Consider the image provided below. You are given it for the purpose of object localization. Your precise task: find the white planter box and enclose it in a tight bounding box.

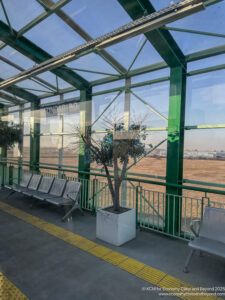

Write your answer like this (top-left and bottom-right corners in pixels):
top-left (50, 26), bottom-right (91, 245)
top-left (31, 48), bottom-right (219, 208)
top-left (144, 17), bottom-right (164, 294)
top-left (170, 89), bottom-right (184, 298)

top-left (96, 207), bottom-right (136, 246)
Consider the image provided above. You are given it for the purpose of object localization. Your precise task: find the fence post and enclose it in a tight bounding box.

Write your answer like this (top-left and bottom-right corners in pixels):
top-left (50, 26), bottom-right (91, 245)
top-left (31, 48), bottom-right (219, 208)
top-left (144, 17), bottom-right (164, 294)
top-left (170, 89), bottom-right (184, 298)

top-left (9, 165), bottom-right (14, 186)
top-left (135, 185), bottom-right (139, 229)
top-left (92, 178), bottom-right (98, 215)
top-left (18, 158), bottom-right (22, 184)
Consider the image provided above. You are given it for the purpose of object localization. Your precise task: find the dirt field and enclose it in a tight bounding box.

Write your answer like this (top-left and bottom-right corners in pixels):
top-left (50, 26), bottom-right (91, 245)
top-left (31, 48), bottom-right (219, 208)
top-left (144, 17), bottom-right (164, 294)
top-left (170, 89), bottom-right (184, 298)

top-left (33, 148), bottom-right (225, 202)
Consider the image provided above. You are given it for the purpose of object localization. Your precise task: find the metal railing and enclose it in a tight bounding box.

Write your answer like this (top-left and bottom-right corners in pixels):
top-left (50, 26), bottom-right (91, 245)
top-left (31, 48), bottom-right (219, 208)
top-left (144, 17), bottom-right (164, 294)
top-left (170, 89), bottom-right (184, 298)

top-left (1, 159), bottom-right (225, 241)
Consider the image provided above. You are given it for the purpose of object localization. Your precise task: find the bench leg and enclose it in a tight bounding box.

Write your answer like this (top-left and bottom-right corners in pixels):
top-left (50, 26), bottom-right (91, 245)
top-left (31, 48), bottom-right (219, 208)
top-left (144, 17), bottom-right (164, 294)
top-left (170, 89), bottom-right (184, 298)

top-left (62, 202), bottom-right (84, 222)
top-left (6, 190), bottom-right (16, 200)
top-left (183, 249), bottom-right (195, 273)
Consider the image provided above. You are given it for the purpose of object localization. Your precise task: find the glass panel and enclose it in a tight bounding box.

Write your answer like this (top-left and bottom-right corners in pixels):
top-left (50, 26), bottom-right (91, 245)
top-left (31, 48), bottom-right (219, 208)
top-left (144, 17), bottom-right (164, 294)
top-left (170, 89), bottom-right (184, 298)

top-left (62, 0), bottom-right (132, 38)
top-left (66, 53), bottom-right (119, 81)
top-left (62, 135), bottom-right (78, 167)
top-left (130, 81), bottom-right (169, 128)
top-left (92, 91), bottom-right (125, 131)
top-left (1, 91), bottom-right (24, 102)
top-left (7, 143), bottom-right (20, 159)
top-left (150, 0), bottom-right (225, 36)
top-left (184, 129), bottom-right (225, 203)
top-left (23, 109), bottom-right (30, 135)
top-left (131, 68), bottom-right (169, 84)
top-left (41, 95), bottom-right (60, 105)
top-left (63, 90), bottom-right (79, 100)
top-left (130, 38), bottom-right (163, 70)
top-left (93, 79), bottom-right (125, 94)
top-left (106, 35), bottom-right (162, 69)
top-left (186, 70), bottom-right (225, 126)
top-left (25, 14), bottom-right (85, 56)
top-left (169, 31), bottom-right (225, 54)
top-left (40, 112), bottom-right (59, 134)
top-left (40, 135), bottom-right (60, 165)
top-left (17, 79), bottom-right (51, 96)
top-left (188, 53), bottom-right (225, 72)
top-left (63, 112), bottom-right (79, 133)
top-left (24, 103), bottom-right (31, 109)
top-left (23, 136), bottom-right (30, 162)
top-left (0, 46), bottom-right (34, 69)
top-left (128, 130), bottom-right (167, 180)
top-left (8, 111), bottom-right (19, 124)
top-left (0, 60), bottom-right (20, 79)
top-left (2, 0), bottom-right (44, 31)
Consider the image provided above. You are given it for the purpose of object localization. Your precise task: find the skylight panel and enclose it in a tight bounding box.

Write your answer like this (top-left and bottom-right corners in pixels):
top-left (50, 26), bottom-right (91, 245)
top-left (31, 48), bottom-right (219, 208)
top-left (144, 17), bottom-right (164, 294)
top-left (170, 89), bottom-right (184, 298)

top-left (0, 46), bottom-right (34, 69)
top-left (2, 0), bottom-right (45, 31)
top-left (24, 14), bottom-right (86, 56)
top-left (62, 0), bottom-right (132, 38)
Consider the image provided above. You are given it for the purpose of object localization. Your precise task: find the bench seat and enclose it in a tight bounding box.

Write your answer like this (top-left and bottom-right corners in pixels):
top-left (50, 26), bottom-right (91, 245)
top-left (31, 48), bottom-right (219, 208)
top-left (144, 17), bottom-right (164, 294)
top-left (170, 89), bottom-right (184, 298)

top-left (189, 237), bottom-right (225, 259)
top-left (184, 206), bottom-right (225, 273)
top-left (45, 196), bottom-right (73, 206)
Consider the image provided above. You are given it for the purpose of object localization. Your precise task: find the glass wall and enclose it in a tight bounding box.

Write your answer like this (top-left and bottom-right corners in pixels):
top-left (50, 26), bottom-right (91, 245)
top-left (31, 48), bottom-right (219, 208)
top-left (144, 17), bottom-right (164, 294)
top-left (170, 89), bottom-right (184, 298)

top-left (183, 69), bottom-right (225, 201)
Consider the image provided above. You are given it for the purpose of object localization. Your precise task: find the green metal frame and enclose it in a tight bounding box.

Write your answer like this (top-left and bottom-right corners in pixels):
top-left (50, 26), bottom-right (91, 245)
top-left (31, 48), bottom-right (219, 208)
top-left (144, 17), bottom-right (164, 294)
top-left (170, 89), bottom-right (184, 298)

top-left (0, 0), bottom-right (225, 238)
top-left (30, 100), bottom-right (40, 172)
top-left (78, 88), bottom-right (92, 181)
top-left (165, 65), bottom-right (186, 235)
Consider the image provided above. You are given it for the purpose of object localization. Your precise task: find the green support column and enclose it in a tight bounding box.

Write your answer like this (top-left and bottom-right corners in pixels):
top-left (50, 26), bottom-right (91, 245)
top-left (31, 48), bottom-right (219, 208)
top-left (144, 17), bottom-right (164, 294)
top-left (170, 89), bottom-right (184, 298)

top-left (78, 88), bottom-right (92, 209)
top-left (165, 65), bottom-right (186, 235)
top-left (0, 106), bottom-right (8, 186)
top-left (30, 101), bottom-right (40, 173)
top-left (78, 88), bottom-right (92, 181)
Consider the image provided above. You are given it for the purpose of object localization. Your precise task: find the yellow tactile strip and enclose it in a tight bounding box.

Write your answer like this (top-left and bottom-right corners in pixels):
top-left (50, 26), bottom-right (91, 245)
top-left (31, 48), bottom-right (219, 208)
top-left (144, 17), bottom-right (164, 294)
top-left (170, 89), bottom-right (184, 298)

top-left (0, 201), bottom-right (222, 300)
top-left (0, 272), bottom-right (28, 300)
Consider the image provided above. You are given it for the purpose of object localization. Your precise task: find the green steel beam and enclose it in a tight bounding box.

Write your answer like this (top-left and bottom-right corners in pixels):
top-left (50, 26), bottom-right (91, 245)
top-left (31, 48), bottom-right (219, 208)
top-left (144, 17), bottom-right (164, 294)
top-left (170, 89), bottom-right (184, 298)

top-left (163, 26), bottom-right (225, 39)
top-left (30, 100), bottom-right (40, 172)
top-left (118, 0), bottom-right (185, 67)
top-left (187, 63), bottom-right (225, 76)
top-left (65, 67), bottom-right (120, 78)
top-left (185, 124), bottom-right (225, 129)
top-left (165, 65), bottom-right (186, 235)
top-left (0, 0), bottom-right (13, 35)
top-left (0, 20), bottom-right (90, 90)
top-left (39, 0), bottom-right (127, 74)
top-left (204, 0), bottom-right (224, 6)
top-left (78, 88), bottom-right (92, 182)
top-left (0, 77), bottom-right (39, 103)
top-left (186, 44), bottom-right (225, 62)
top-left (0, 105), bottom-right (8, 185)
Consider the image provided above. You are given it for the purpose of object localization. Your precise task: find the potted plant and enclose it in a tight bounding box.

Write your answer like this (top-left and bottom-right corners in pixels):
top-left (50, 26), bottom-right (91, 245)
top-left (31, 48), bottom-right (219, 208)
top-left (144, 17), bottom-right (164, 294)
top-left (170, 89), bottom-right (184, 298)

top-left (81, 122), bottom-right (147, 246)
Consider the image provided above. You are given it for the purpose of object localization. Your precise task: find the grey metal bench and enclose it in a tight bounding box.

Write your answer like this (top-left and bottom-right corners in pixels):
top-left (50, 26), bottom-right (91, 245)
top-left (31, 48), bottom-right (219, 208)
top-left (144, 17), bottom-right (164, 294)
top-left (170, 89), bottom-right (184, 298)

top-left (20, 174), bottom-right (42, 195)
top-left (45, 181), bottom-right (83, 221)
top-left (184, 206), bottom-right (225, 273)
top-left (23, 176), bottom-right (54, 198)
top-left (4, 172), bottom-right (32, 196)
top-left (33, 178), bottom-right (66, 201)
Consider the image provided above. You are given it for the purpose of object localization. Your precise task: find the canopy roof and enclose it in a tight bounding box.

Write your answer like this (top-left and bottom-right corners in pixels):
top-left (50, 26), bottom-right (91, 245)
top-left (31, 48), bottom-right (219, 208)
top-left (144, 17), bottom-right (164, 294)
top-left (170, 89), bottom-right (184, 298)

top-left (0, 0), bottom-right (224, 106)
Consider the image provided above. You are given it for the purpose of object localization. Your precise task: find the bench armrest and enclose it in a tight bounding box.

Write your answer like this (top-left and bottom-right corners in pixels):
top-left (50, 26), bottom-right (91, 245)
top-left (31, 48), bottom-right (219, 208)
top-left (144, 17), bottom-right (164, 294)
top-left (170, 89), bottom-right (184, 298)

top-left (190, 219), bottom-right (201, 237)
top-left (67, 192), bottom-right (77, 202)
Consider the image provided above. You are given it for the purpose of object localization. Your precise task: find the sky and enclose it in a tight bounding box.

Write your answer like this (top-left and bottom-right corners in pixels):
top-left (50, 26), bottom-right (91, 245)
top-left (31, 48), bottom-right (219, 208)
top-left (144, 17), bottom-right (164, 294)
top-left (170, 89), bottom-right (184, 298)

top-left (0, 0), bottom-right (225, 152)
